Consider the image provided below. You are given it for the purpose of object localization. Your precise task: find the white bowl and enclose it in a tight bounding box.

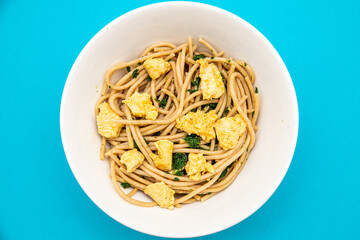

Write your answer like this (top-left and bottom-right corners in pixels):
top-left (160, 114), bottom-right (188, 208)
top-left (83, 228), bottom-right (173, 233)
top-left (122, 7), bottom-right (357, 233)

top-left (60, 1), bottom-right (298, 238)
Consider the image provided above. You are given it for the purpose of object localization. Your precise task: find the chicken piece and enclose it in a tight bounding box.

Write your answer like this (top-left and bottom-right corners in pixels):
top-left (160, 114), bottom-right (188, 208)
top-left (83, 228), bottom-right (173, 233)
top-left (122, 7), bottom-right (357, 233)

top-left (215, 114), bottom-right (247, 150)
top-left (185, 153), bottom-right (215, 181)
top-left (123, 92), bottom-right (158, 120)
top-left (120, 149), bottom-right (144, 173)
top-left (144, 57), bottom-right (171, 80)
top-left (150, 140), bottom-right (173, 171)
top-left (176, 110), bottom-right (218, 141)
top-left (197, 58), bottom-right (225, 100)
top-left (96, 102), bottom-right (123, 138)
top-left (144, 182), bottom-right (175, 209)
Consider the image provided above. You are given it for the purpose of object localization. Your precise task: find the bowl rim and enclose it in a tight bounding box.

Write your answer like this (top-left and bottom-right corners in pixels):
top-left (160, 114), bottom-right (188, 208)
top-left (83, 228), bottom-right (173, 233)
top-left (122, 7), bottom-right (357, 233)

top-left (60, 1), bottom-right (299, 238)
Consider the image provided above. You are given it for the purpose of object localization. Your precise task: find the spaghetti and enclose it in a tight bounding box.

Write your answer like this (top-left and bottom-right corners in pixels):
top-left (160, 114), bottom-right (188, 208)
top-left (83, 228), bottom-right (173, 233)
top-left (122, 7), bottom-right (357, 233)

top-left (95, 37), bottom-right (259, 208)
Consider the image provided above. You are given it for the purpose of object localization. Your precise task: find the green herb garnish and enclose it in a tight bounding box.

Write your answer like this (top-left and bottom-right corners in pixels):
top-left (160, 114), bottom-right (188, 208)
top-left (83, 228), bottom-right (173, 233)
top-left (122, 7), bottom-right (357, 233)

top-left (220, 72), bottom-right (225, 80)
top-left (211, 56), bottom-right (214, 59)
top-left (193, 54), bottom-right (206, 61)
top-left (221, 107), bottom-right (229, 118)
top-left (126, 66), bottom-right (131, 72)
top-left (219, 165), bottom-right (231, 178)
top-left (191, 77), bottom-right (200, 87)
top-left (187, 89), bottom-right (197, 94)
top-left (252, 111), bottom-right (255, 117)
top-left (219, 163), bottom-right (233, 179)
top-left (133, 140), bottom-right (139, 150)
top-left (255, 87), bottom-right (258, 93)
top-left (138, 62), bottom-right (142, 66)
top-left (173, 153), bottom-right (187, 170)
top-left (184, 134), bottom-right (201, 149)
top-left (159, 96), bottom-right (168, 108)
top-left (121, 182), bottom-right (131, 188)
top-left (191, 108), bottom-right (197, 112)
top-left (132, 69), bottom-right (139, 78)
top-left (174, 170), bottom-right (184, 176)
top-left (133, 138), bottom-right (148, 150)
top-left (147, 75), bottom-right (152, 82)
top-left (188, 77), bottom-right (200, 94)
top-left (199, 192), bottom-right (212, 196)
top-left (174, 177), bottom-right (180, 181)
top-left (244, 62), bottom-right (247, 66)
top-left (206, 103), bottom-right (217, 110)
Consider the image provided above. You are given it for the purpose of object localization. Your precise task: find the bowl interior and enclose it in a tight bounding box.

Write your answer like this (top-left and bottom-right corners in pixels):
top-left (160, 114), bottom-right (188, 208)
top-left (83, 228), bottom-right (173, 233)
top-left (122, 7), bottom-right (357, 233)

top-left (60, 2), bottom-right (298, 238)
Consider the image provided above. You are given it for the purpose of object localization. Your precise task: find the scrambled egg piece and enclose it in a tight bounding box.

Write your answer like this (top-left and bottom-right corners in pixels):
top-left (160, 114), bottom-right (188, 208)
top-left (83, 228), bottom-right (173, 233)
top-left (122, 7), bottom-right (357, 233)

top-left (198, 59), bottom-right (225, 100)
top-left (96, 102), bottom-right (123, 138)
top-left (215, 114), bottom-right (247, 150)
top-left (123, 92), bottom-right (158, 120)
top-left (176, 110), bottom-right (218, 141)
top-left (144, 182), bottom-right (175, 209)
top-left (144, 57), bottom-right (171, 80)
top-left (185, 153), bottom-right (215, 181)
top-left (150, 140), bottom-right (173, 171)
top-left (120, 149), bottom-right (144, 173)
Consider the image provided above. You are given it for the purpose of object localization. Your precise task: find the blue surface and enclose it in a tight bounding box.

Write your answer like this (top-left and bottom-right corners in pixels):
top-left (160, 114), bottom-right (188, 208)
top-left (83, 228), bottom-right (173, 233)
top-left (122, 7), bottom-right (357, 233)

top-left (1, 0), bottom-right (359, 239)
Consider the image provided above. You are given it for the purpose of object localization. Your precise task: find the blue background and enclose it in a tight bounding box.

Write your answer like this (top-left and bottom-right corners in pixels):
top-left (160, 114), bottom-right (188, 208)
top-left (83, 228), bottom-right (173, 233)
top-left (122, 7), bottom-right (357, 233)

top-left (1, 0), bottom-right (359, 239)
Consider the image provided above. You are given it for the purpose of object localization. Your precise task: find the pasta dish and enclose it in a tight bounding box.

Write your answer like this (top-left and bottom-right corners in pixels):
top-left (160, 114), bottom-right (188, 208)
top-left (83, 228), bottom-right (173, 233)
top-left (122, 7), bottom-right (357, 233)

top-left (94, 37), bottom-right (259, 209)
